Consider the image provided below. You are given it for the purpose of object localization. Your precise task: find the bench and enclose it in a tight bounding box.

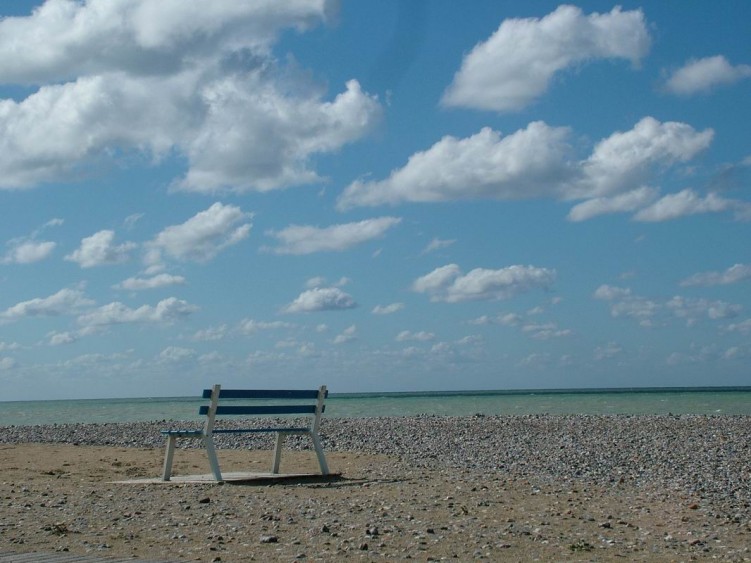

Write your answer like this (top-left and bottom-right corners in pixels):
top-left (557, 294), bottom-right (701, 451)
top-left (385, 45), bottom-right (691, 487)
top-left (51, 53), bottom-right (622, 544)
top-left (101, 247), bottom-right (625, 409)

top-left (161, 384), bottom-right (329, 482)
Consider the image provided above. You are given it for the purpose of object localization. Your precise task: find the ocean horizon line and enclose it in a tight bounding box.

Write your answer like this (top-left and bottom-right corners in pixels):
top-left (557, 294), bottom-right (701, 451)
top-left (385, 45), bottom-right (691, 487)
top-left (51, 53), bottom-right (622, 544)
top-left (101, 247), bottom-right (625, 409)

top-left (3, 384), bottom-right (750, 405)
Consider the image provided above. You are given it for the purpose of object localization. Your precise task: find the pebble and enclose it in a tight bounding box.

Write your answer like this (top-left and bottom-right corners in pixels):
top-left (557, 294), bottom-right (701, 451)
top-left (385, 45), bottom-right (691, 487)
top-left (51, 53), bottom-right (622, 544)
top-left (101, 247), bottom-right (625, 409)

top-left (1, 414), bottom-right (749, 519)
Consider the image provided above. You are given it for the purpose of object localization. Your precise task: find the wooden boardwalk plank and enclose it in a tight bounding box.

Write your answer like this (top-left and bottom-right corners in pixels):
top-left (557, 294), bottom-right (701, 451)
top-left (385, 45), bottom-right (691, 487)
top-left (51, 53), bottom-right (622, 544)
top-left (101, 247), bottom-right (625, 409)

top-left (0, 553), bottom-right (183, 563)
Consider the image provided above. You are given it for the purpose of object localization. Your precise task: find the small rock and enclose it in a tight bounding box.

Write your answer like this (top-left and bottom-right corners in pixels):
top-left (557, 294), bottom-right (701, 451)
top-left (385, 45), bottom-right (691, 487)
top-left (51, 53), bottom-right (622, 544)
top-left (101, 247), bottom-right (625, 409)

top-left (260, 535), bottom-right (278, 544)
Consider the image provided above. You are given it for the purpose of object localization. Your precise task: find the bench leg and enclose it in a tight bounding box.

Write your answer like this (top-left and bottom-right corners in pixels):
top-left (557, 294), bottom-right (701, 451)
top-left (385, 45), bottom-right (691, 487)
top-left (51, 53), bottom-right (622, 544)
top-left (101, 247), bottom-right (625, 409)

top-left (310, 431), bottom-right (330, 475)
top-left (272, 432), bottom-right (285, 474)
top-left (162, 435), bottom-right (177, 481)
top-left (204, 435), bottom-right (223, 482)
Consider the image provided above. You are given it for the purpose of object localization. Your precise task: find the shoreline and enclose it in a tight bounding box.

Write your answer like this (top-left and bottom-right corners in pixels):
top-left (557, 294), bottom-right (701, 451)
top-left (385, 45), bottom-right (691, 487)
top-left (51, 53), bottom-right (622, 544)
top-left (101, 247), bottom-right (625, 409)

top-left (1, 414), bottom-right (750, 561)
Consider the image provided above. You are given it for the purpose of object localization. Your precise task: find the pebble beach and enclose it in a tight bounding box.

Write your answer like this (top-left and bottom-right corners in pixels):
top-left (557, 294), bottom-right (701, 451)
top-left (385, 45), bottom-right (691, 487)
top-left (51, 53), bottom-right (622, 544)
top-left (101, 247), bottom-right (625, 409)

top-left (1, 414), bottom-right (750, 561)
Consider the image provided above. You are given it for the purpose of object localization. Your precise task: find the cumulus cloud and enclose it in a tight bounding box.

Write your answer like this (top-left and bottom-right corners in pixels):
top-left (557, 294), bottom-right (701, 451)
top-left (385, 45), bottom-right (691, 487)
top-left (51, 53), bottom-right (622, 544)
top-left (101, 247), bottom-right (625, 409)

top-left (114, 273), bottom-right (186, 291)
top-left (633, 189), bottom-right (749, 222)
top-left (49, 331), bottom-right (77, 346)
top-left (664, 55), bottom-right (751, 96)
top-left (282, 287), bottom-right (357, 313)
top-left (265, 217), bottom-right (401, 254)
top-left (372, 303), bottom-right (405, 315)
top-left (338, 117), bottom-right (713, 217)
top-left (159, 346), bottom-right (197, 363)
top-left (191, 325), bottom-right (228, 342)
top-left (239, 319), bottom-right (296, 334)
top-left (574, 117), bottom-right (714, 199)
top-left (1, 288), bottom-right (94, 320)
top-left (338, 123), bottom-right (574, 209)
top-left (522, 322), bottom-right (571, 340)
top-left (0, 1), bottom-right (381, 191)
top-left (442, 5), bottom-right (650, 111)
top-left (413, 264), bottom-right (555, 303)
top-left (666, 296), bottom-right (741, 324)
top-left (567, 187), bottom-right (657, 221)
top-left (333, 325), bottom-right (357, 344)
top-left (396, 330), bottom-right (435, 342)
top-left (2, 240), bottom-right (56, 264)
top-left (422, 238), bottom-right (456, 254)
top-left (593, 284), bottom-right (659, 326)
top-left (0, 357), bottom-right (18, 370)
top-left (150, 202), bottom-right (251, 263)
top-left (594, 284), bottom-right (742, 327)
top-left (65, 230), bottom-right (136, 268)
top-left (77, 297), bottom-right (198, 327)
top-left (681, 264), bottom-right (751, 287)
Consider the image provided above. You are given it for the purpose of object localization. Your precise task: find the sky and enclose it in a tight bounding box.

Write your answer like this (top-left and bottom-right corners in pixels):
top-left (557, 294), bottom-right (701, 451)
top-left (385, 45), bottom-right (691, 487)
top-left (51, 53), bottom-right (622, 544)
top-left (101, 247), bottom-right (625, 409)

top-left (0, 1), bottom-right (750, 401)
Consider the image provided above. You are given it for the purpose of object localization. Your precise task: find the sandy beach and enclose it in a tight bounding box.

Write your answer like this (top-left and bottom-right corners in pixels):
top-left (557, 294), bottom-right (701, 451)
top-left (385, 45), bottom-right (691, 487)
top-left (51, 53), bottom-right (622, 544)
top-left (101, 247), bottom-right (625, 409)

top-left (1, 415), bottom-right (750, 561)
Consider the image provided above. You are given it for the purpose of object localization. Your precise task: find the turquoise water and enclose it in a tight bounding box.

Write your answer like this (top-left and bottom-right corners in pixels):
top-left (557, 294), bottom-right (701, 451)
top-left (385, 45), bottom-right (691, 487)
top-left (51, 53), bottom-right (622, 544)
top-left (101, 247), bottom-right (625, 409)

top-left (0, 387), bottom-right (749, 426)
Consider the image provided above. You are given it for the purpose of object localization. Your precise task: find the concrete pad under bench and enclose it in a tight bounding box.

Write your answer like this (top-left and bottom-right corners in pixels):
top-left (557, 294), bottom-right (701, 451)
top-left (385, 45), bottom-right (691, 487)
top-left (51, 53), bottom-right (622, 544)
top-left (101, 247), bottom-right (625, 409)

top-left (116, 470), bottom-right (342, 484)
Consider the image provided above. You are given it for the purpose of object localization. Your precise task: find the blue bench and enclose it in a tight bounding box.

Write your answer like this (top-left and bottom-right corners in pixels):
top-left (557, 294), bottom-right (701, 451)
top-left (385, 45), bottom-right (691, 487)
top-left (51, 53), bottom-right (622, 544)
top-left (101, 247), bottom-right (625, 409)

top-left (161, 384), bottom-right (329, 482)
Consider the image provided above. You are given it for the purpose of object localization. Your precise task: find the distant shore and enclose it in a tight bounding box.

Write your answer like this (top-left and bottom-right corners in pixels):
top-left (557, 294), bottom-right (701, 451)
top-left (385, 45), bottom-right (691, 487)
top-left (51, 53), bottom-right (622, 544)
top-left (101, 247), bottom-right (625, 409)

top-left (1, 414), bottom-right (749, 560)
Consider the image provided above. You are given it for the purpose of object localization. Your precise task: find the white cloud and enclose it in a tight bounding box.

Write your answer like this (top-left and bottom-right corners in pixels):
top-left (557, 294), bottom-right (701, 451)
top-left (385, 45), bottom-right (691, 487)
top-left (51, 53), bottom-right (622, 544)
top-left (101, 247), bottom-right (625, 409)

top-left (666, 296), bottom-right (741, 324)
top-left (2, 240), bottom-right (56, 264)
top-left (593, 285), bottom-right (659, 326)
top-left (664, 55), bottom-right (751, 96)
top-left (575, 117), bottom-right (714, 199)
top-left (49, 331), bottom-right (77, 346)
top-left (633, 190), bottom-right (745, 222)
top-left (180, 78), bottom-right (382, 194)
top-left (282, 287), bottom-right (357, 313)
top-left (338, 123), bottom-right (573, 209)
top-left (114, 273), bottom-right (186, 290)
top-left (77, 297), bottom-right (198, 327)
top-left (66, 230), bottom-right (136, 268)
top-left (422, 238), bottom-right (456, 254)
top-left (0, 1), bottom-right (381, 192)
top-left (338, 117), bottom-right (713, 217)
top-left (522, 322), bottom-right (571, 340)
top-left (413, 264), bottom-right (555, 303)
top-left (159, 346), bottom-right (197, 363)
top-left (1, 288), bottom-right (94, 320)
top-left (333, 325), bottom-right (357, 344)
top-left (681, 264), bottom-right (751, 287)
top-left (594, 342), bottom-right (623, 361)
top-left (0, 341), bottom-right (20, 352)
top-left (191, 325), bottom-right (228, 342)
top-left (442, 5), bottom-right (650, 111)
top-left (594, 284), bottom-right (742, 327)
top-left (0, 357), bottom-right (18, 370)
top-left (0, 1), bottom-right (331, 83)
top-left (372, 303), bottom-right (405, 315)
top-left (593, 285), bottom-right (632, 301)
top-left (567, 187), bottom-right (657, 222)
top-left (239, 319), bottom-right (296, 333)
top-left (725, 319), bottom-right (751, 334)
top-left (150, 202), bottom-right (251, 262)
top-left (396, 330), bottom-right (435, 342)
top-left (265, 217), bottom-right (401, 254)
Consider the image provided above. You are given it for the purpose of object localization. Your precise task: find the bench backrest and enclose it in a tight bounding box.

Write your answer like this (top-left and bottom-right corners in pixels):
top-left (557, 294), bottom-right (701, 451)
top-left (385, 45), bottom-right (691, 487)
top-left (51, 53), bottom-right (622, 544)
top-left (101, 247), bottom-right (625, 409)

top-left (199, 384), bottom-right (328, 434)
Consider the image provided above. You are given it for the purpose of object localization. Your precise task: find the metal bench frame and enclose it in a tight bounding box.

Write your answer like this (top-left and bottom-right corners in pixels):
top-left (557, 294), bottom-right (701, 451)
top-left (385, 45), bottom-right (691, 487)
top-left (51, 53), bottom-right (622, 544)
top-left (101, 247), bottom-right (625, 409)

top-left (161, 384), bottom-right (329, 481)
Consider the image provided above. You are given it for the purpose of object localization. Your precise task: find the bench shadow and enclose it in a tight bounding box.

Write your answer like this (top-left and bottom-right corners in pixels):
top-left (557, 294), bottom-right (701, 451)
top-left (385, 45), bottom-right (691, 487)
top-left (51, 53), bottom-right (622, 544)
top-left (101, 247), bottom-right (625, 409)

top-left (225, 474), bottom-right (407, 489)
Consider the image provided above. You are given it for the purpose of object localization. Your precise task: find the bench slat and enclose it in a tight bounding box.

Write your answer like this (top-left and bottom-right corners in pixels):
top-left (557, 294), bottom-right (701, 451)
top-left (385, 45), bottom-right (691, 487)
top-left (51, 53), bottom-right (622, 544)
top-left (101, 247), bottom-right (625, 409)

top-left (212, 427), bottom-right (310, 434)
top-left (202, 388), bottom-right (327, 400)
top-left (198, 404), bottom-right (321, 416)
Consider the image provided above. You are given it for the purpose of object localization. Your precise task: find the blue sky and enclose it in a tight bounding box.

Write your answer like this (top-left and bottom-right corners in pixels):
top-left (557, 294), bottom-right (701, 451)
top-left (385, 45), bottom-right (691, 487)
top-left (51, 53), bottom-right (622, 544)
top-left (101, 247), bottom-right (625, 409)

top-left (1, 1), bottom-right (750, 400)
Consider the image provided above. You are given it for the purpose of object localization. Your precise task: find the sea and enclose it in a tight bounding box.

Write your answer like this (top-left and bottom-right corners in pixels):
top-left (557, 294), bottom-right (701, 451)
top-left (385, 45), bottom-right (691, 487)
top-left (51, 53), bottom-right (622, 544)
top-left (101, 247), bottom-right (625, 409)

top-left (1, 387), bottom-right (750, 427)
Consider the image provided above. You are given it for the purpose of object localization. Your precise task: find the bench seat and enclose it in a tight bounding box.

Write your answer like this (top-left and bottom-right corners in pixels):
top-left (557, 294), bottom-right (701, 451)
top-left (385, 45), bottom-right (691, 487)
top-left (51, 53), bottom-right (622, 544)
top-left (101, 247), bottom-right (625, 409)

top-left (160, 384), bottom-right (329, 482)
